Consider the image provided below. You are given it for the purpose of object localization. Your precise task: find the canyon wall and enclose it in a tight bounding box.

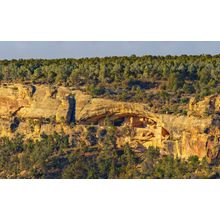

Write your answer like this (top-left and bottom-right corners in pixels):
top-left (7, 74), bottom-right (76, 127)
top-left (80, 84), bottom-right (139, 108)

top-left (0, 83), bottom-right (220, 160)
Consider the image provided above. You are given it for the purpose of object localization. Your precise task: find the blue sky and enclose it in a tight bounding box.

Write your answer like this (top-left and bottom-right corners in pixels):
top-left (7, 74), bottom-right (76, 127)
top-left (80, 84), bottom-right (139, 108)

top-left (0, 41), bottom-right (219, 59)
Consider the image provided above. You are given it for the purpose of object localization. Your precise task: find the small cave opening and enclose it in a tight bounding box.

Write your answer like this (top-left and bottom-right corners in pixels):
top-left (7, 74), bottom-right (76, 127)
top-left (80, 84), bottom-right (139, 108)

top-left (31, 85), bottom-right (36, 97)
top-left (10, 117), bottom-right (20, 132)
top-left (113, 117), bottom-right (125, 126)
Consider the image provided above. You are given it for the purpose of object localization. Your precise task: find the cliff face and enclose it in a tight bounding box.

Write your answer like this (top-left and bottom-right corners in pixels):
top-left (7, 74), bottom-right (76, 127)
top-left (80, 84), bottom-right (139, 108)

top-left (188, 94), bottom-right (220, 117)
top-left (0, 84), bottom-right (73, 122)
top-left (0, 83), bottom-right (220, 160)
top-left (159, 114), bottom-right (215, 159)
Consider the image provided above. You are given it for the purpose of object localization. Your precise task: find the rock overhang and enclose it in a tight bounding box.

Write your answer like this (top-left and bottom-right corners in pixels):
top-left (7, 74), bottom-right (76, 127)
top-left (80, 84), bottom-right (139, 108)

top-left (0, 83), bottom-right (220, 160)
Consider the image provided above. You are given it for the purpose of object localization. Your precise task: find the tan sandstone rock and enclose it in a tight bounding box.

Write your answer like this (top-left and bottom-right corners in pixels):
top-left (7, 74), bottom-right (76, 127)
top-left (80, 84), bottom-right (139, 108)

top-left (1, 83), bottom-right (220, 160)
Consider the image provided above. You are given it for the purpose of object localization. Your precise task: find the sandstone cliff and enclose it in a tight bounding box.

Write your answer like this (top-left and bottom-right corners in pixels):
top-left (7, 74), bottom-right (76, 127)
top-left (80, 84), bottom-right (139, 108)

top-left (0, 84), bottom-right (73, 122)
top-left (188, 94), bottom-right (220, 117)
top-left (0, 83), bottom-right (220, 160)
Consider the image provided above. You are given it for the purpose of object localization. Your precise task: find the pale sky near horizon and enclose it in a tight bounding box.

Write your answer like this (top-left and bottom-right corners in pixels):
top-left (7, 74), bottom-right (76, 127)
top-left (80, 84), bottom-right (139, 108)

top-left (0, 41), bottom-right (219, 59)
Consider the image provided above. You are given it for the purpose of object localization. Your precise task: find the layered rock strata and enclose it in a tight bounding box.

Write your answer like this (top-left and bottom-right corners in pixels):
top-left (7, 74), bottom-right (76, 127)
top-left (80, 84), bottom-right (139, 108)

top-left (0, 83), bottom-right (220, 160)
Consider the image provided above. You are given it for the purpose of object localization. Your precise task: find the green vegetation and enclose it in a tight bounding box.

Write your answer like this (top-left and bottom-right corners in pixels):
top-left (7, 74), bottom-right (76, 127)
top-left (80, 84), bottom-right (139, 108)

top-left (0, 54), bottom-right (220, 114)
top-left (0, 132), bottom-right (219, 179)
top-left (1, 55), bottom-right (220, 178)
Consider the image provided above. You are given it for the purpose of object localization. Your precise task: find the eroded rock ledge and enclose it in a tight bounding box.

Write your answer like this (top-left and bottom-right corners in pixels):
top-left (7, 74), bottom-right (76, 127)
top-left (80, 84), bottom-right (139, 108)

top-left (0, 83), bottom-right (220, 160)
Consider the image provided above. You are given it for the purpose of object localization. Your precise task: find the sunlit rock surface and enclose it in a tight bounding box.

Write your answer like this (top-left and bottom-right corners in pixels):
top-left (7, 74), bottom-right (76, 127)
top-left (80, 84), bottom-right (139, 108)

top-left (1, 83), bottom-right (220, 160)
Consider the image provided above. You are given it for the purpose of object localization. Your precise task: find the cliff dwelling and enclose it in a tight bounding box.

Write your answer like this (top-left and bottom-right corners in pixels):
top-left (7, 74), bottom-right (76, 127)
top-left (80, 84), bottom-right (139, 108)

top-left (79, 112), bottom-right (170, 146)
top-left (0, 84), bottom-right (172, 152)
top-left (1, 83), bottom-right (219, 159)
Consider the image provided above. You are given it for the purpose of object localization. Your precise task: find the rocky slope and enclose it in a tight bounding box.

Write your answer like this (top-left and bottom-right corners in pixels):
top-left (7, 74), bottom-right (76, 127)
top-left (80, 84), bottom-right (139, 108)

top-left (0, 83), bottom-right (220, 160)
